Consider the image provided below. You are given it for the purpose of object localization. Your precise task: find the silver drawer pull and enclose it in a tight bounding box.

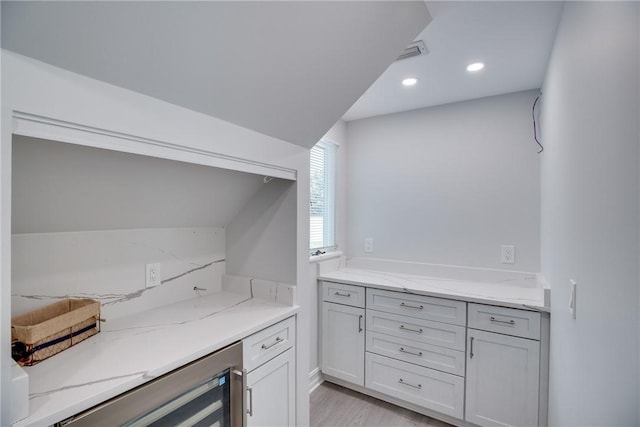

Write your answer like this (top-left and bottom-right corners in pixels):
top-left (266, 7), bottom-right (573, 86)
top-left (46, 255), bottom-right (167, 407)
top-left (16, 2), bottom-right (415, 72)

top-left (399, 324), bottom-right (423, 334)
top-left (334, 291), bottom-right (351, 297)
top-left (261, 336), bottom-right (283, 350)
top-left (490, 316), bottom-right (516, 325)
top-left (400, 302), bottom-right (424, 310)
top-left (398, 378), bottom-right (422, 389)
top-left (399, 347), bottom-right (423, 357)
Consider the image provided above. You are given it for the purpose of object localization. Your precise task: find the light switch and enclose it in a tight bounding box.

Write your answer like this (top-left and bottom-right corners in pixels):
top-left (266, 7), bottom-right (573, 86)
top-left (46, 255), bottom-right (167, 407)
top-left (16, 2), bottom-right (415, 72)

top-left (569, 280), bottom-right (576, 319)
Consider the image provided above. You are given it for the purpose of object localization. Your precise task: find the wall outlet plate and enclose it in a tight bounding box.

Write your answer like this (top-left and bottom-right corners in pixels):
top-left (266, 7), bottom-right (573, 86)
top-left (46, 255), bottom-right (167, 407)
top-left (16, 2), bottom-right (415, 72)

top-left (501, 245), bottom-right (515, 264)
top-left (364, 238), bottom-right (374, 253)
top-left (146, 263), bottom-right (161, 288)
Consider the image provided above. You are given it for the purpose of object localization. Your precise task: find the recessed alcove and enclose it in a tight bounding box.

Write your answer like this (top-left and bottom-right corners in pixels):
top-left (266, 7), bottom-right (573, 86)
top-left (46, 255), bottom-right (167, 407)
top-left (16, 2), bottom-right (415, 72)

top-left (11, 135), bottom-right (297, 319)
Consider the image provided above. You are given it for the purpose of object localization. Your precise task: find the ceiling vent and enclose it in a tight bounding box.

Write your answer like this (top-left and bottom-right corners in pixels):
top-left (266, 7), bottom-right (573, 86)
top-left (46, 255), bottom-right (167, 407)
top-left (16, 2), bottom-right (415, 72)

top-left (396, 40), bottom-right (427, 61)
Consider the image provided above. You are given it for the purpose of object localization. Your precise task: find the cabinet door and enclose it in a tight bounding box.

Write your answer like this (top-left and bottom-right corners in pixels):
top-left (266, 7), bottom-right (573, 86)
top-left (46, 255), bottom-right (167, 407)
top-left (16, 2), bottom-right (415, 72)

top-left (321, 302), bottom-right (365, 385)
top-left (466, 330), bottom-right (540, 427)
top-left (247, 347), bottom-right (295, 427)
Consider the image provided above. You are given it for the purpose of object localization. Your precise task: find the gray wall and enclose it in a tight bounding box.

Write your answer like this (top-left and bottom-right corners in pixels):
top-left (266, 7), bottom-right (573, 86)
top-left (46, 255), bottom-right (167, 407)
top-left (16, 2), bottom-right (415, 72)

top-left (226, 178), bottom-right (297, 285)
top-left (540, 2), bottom-right (640, 425)
top-left (345, 90), bottom-right (541, 271)
top-left (12, 135), bottom-right (265, 233)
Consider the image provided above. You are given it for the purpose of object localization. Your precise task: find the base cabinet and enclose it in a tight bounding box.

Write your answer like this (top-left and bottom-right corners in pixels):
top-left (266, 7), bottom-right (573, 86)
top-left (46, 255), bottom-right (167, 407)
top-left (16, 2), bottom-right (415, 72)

top-left (319, 281), bottom-right (549, 427)
top-left (247, 347), bottom-right (296, 427)
top-left (465, 329), bottom-right (540, 427)
top-left (321, 301), bottom-right (365, 386)
top-left (243, 317), bottom-right (296, 427)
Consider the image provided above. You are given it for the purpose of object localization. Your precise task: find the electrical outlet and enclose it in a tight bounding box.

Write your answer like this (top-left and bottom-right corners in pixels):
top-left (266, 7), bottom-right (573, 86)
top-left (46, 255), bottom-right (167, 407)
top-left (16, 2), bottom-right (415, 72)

top-left (364, 238), bottom-right (374, 253)
top-left (146, 263), bottom-right (161, 288)
top-left (501, 245), bottom-right (515, 264)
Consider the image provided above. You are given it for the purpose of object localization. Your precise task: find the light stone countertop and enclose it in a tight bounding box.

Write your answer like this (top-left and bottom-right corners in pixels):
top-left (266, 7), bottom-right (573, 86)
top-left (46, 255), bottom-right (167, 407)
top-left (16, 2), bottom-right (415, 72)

top-left (318, 267), bottom-right (549, 312)
top-left (14, 291), bottom-right (298, 427)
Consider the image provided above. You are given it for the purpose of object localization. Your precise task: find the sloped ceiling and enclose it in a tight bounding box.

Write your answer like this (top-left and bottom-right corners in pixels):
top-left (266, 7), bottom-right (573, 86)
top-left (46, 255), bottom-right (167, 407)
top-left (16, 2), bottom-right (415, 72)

top-left (1, 1), bottom-right (431, 149)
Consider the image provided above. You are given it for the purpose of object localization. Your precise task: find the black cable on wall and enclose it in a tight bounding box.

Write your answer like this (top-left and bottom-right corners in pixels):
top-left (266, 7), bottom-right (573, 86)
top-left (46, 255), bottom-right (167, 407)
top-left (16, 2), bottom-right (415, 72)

top-left (532, 92), bottom-right (544, 153)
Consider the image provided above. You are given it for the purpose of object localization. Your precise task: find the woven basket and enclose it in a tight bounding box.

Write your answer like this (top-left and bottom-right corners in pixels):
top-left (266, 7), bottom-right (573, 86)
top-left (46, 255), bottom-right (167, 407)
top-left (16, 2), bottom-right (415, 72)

top-left (11, 299), bottom-right (101, 366)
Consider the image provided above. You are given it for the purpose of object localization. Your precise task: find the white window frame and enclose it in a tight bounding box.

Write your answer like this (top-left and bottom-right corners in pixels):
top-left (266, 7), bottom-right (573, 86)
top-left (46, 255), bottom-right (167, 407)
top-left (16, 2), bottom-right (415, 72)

top-left (310, 138), bottom-right (337, 254)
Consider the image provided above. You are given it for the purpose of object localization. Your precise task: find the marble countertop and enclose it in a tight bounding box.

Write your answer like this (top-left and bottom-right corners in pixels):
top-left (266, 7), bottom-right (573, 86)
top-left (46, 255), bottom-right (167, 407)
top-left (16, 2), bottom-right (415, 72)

top-left (14, 291), bottom-right (298, 427)
top-left (318, 268), bottom-right (549, 312)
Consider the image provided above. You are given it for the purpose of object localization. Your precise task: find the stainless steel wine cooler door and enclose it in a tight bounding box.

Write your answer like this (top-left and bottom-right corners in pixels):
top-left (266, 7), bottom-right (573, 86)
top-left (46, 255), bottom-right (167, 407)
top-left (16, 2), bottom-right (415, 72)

top-left (59, 341), bottom-right (244, 427)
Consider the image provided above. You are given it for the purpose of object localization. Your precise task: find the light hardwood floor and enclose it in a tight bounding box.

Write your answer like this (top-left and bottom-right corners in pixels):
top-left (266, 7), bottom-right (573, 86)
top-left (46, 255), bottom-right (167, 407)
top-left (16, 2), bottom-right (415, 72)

top-left (310, 382), bottom-right (454, 427)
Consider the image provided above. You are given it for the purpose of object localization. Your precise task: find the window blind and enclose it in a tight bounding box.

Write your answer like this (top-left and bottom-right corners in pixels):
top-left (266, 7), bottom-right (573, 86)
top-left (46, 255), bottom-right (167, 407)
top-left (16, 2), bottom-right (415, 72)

top-left (310, 139), bottom-right (337, 252)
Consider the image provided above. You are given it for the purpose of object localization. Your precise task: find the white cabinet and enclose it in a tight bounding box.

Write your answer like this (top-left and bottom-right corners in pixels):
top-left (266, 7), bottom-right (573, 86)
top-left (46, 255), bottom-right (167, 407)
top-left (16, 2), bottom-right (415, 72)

top-left (367, 288), bottom-right (466, 326)
top-left (244, 316), bottom-right (296, 372)
top-left (321, 301), bottom-right (365, 385)
top-left (466, 303), bottom-right (543, 427)
top-left (247, 347), bottom-right (296, 427)
top-left (243, 317), bottom-right (296, 427)
top-left (319, 281), bottom-right (549, 427)
top-left (366, 352), bottom-right (465, 419)
top-left (364, 288), bottom-right (466, 418)
top-left (466, 329), bottom-right (540, 427)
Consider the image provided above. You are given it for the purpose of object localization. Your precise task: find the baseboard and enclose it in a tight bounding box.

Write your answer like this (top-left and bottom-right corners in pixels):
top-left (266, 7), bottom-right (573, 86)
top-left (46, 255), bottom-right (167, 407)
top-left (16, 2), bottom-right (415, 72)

top-left (308, 367), bottom-right (324, 393)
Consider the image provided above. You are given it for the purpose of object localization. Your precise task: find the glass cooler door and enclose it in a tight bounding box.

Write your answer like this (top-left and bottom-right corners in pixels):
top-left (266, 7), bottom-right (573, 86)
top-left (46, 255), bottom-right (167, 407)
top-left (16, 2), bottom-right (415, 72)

top-left (123, 369), bottom-right (231, 427)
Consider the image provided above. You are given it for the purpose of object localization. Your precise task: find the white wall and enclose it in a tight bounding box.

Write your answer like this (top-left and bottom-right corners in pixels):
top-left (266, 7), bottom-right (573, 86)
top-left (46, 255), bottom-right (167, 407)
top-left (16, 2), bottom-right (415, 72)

top-left (12, 135), bottom-right (264, 233)
top-left (540, 2), bottom-right (640, 426)
top-left (0, 52), bottom-right (311, 426)
top-left (226, 178), bottom-right (298, 285)
top-left (345, 90), bottom-right (541, 271)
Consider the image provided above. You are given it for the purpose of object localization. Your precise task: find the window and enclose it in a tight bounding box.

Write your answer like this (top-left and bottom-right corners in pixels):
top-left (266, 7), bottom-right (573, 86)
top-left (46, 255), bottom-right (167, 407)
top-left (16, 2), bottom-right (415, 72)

top-left (310, 139), bottom-right (337, 253)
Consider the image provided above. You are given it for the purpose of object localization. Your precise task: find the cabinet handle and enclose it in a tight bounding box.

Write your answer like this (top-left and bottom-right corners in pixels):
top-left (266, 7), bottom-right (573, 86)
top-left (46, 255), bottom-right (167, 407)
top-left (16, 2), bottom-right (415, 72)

top-left (490, 316), bottom-right (516, 325)
top-left (247, 385), bottom-right (254, 417)
top-left (358, 315), bottom-right (363, 332)
top-left (334, 291), bottom-right (351, 297)
top-left (399, 347), bottom-right (423, 357)
top-left (399, 324), bottom-right (423, 334)
top-left (400, 302), bottom-right (424, 310)
top-left (261, 336), bottom-right (283, 350)
top-left (470, 336), bottom-right (474, 359)
top-left (398, 378), bottom-right (422, 389)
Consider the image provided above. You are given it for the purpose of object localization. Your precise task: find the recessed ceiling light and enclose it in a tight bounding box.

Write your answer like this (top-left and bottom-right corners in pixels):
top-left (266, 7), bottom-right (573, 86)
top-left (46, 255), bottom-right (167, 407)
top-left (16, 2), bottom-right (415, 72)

top-left (402, 77), bottom-right (419, 87)
top-left (466, 62), bottom-right (485, 72)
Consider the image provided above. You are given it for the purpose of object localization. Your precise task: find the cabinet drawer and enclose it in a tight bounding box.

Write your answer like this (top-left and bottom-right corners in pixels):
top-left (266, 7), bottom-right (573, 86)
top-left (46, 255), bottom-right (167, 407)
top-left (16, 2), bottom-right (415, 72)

top-left (321, 281), bottom-right (365, 308)
top-left (366, 310), bottom-right (466, 351)
top-left (244, 316), bottom-right (296, 372)
top-left (365, 352), bottom-right (464, 419)
top-left (366, 331), bottom-right (465, 376)
top-left (367, 288), bottom-right (466, 326)
top-left (468, 304), bottom-right (540, 340)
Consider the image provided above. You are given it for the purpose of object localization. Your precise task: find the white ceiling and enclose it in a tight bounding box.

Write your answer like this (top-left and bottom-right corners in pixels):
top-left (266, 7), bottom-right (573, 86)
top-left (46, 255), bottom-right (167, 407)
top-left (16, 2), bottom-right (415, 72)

top-left (1, 1), bottom-right (430, 149)
top-left (343, 1), bottom-right (564, 122)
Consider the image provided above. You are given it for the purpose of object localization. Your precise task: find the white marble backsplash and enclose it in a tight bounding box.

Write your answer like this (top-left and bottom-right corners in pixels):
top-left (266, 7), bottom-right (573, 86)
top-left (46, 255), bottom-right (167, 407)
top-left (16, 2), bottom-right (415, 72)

top-left (346, 257), bottom-right (539, 288)
top-left (222, 274), bottom-right (296, 306)
top-left (12, 227), bottom-right (226, 319)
